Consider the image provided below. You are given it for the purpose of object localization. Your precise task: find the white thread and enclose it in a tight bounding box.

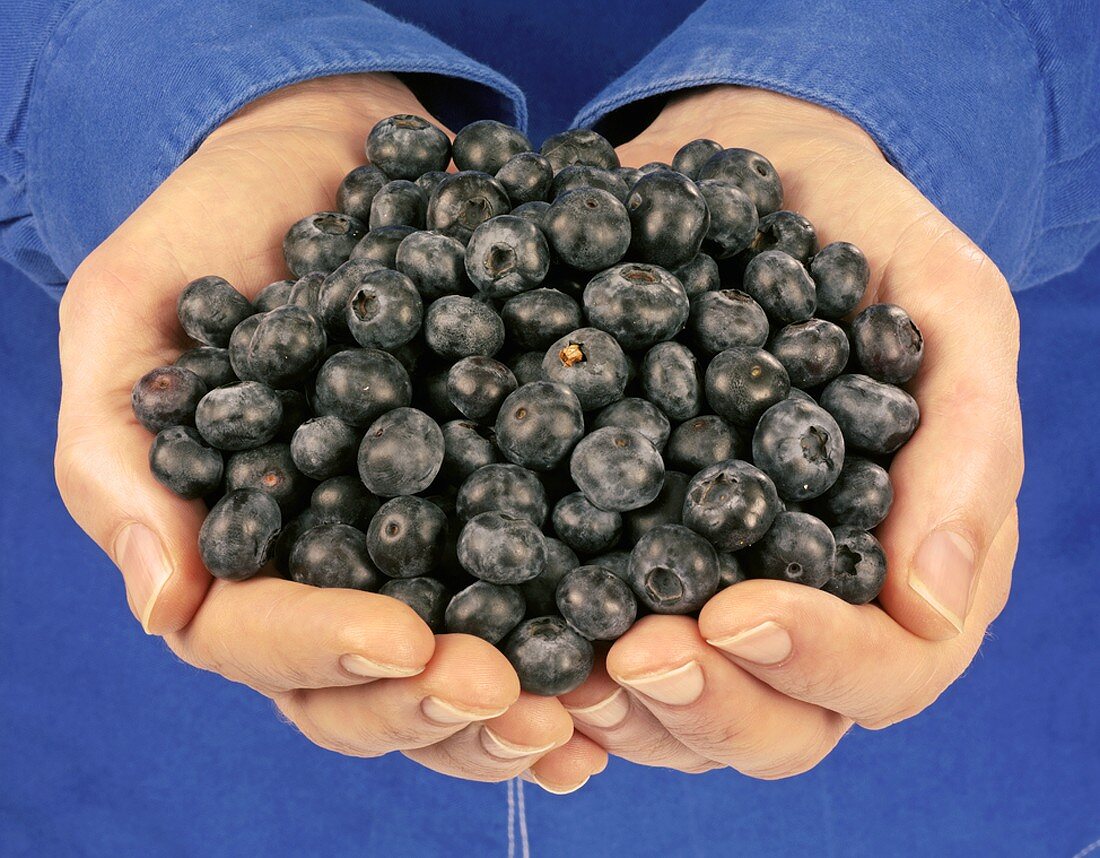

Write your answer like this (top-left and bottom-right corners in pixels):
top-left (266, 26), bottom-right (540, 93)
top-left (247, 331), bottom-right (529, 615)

top-left (1072, 836), bottom-right (1100, 858)
top-left (506, 778), bottom-right (516, 858)
top-left (516, 777), bottom-right (531, 858)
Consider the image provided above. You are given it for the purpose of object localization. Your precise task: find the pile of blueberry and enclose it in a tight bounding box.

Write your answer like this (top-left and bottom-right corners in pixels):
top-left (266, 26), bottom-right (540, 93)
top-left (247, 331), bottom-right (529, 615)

top-left (131, 115), bottom-right (922, 696)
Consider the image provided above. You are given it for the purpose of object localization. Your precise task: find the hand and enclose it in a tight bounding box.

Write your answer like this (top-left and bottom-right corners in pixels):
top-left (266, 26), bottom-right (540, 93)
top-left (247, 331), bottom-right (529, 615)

top-left (54, 74), bottom-right (604, 790)
top-left (560, 87), bottom-right (1023, 777)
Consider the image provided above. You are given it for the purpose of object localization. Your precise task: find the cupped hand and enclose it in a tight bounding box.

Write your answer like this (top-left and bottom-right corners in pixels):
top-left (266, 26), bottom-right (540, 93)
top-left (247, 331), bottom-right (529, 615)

top-left (54, 74), bottom-right (603, 789)
top-left (561, 87), bottom-right (1023, 777)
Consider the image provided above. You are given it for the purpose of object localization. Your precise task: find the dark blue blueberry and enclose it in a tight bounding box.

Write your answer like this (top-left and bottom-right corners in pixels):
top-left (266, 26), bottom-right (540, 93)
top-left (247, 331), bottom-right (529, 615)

top-left (336, 164), bottom-right (388, 222)
top-left (672, 138), bottom-right (723, 180)
top-left (287, 271), bottom-right (326, 314)
top-left (625, 171), bottom-right (710, 268)
top-left (768, 318), bottom-right (850, 388)
top-left (313, 348), bottom-right (411, 427)
top-left (367, 495), bottom-right (448, 578)
top-left (542, 327), bottom-right (628, 410)
top-left (177, 276), bottom-right (254, 347)
top-left (673, 252), bottom-right (720, 297)
top-left (689, 289), bottom-right (769, 353)
top-left (640, 341), bottom-right (703, 421)
top-left (132, 366), bottom-right (208, 432)
top-left (816, 457), bottom-right (893, 530)
top-left (310, 475), bottom-right (380, 529)
top-left (747, 210), bottom-right (818, 264)
top-left (550, 165), bottom-right (629, 202)
top-left (440, 420), bottom-right (500, 482)
top-left (453, 120), bottom-right (532, 173)
top-left (349, 225), bottom-right (417, 269)
top-left (544, 188), bottom-right (630, 271)
top-left (290, 416), bottom-right (359, 480)
top-left (520, 538), bottom-right (579, 616)
top-left (456, 463), bottom-right (548, 526)
top-left (227, 314), bottom-right (262, 381)
top-left (823, 527), bottom-right (887, 604)
top-left (272, 508), bottom-right (320, 577)
top-left (395, 231), bottom-right (471, 300)
top-left (502, 288), bottom-right (583, 351)
top-left (851, 303), bottom-right (924, 384)
top-left (446, 356), bottom-right (517, 421)
top-left (458, 511), bottom-right (547, 584)
top-left (594, 397), bottom-right (671, 451)
top-left (583, 263), bottom-right (689, 349)
top-left (290, 523), bottom-right (384, 591)
top-left (283, 212), bottom-right (366, 277)
top-left (503, 616), bottom-right (594, 695)
top-left (365, 114), bottom-right (450, 179)
top-left (316, 259), bottom-right (386, 341)
top-left (465, 215), bottom-right (550, 298)
top-left (253, 279), bottom-right (295, 313)
top-left (445, 581), bottom-right (526, 643)
top-left (665, 415), bottom-right (741, 474)
top-left (510, 199), bottom-right (552, 227)
top-left (175, 346), bottom-right (236, 390)
top-left (556, 565), bottom-right (636, 640)
top-left (496, 153), bottom-right (554, 205)
top-left (697, 148), bottom-right (783, 215)
top-left (682, 459), bottom-right (781, 550)
top-left (717, 551), bottom-right (747, 589)
top-left (195, 381), bottom-right (282, 451)
top-left (615, 166), bottom-right (645, 190)
top-left (570, 426), bottom-right (665, 512)
top-left (358, 407), bottom-right (443, 497)
top-left (742, 250), bottom-right (816, 323)
top-left (423, 295), bottom-right (506, 359)
top-left (494, 381), bottom-right (584, 471)
top-left (368, 180), bottom-right (427, 230)
top-left (747, 511), bottom-right (835, 588)
top-left (345, 269), bottom-right (423, 350)
top-left (810, 242), bottom-right (870, 319)
top-left (226, 442), bottom-right (308, 514)
top-left (426, 171), bottom-right (511, 244)
top-left (244, 305), bottom-right (327, 388)
top-left (509, 351), bottom-right (547, 385)
top-left (552, 492), bottom-right (622, 555)
top-left (200, 489), bottom-right (282, 580)
top-left (416, 170), bottom-right (450, 197)
top-left (705, 346), bottom-right (790, 425)
top-left (149, 425), bottom-right (223, 499)
top-left (752, 398), bottom-right (845, 501)
top-left (380, 577), bottom-right (450, 632)
top-left (540, 129), bottom-right (619, 171)
top-left (625, 470), bottom-right (689, 543)
top-left (819, 374), bottom-right (919, 454)
top-left (591, 550), bottom-right (631, 580)
top-left (627, 523), bottom-right (719, 614)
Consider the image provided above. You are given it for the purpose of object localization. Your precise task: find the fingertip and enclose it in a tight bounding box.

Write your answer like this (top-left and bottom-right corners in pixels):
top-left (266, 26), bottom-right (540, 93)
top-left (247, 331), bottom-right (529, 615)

top-left (428, 634), bottom-right (522, 711)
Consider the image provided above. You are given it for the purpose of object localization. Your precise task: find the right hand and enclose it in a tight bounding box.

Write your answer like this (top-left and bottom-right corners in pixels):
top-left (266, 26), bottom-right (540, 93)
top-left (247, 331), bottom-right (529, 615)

top-left (54, 73), bottom-right (605, 792)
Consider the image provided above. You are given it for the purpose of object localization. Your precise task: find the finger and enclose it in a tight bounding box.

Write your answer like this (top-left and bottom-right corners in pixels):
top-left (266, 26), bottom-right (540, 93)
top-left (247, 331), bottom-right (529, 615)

top-left (700, 511), bottom-right (1019, 728)
top-left (278, 635), bottom-right (520, 758)
top-left (607, 616), bottom-right (851, 779)
top-left (522, 733), bottom-right (609, 795)
top-left (403, 689), bottom-right (575, 783)
top-left (559, 658), bottom-right (719, 773)
top-left (168, 577), bottom-right (436, 693)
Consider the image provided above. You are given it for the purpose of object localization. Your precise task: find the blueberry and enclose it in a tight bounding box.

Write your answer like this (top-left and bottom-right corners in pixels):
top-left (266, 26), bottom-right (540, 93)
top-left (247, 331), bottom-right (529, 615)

top-left (697, 148), bottom-right (783, 215)
top-left (440, 419), bottom-right (500, 481)
top-left (365, 114), bottom-right (450, 179)
top-left (494, 381), bottom-right (585, 471)
top-left (625, 470), bottom-right (689, 542)
top-left (640, 341), bottom-right (703, 421)
top-left (682, 459), bottom-right (781, 550)
top-left (199, 489), bottom-right (282, 580)
top-left (552, 492), bottom-right (622, 555)
top-left (253, 279), bottom-right (295, 313)
top-left (627, 523), bottom-right (719, 614)
top-left (447, 356), bottom-right (517, 421)
top-left (625, 171), bottom-right (709, 268)
top-left (705, 346), bottom-right (790, 425)
top-left (742, 250), bottom-right (816, 323)
top-left (316, 259), bottom-right (387, 341)
top-left (543, 189), bottom-right (630, 271)
top-left (520, 538), bottom-right (580, 616)
top-left (717, 551), bottom-right (747, 588)
top-left (366, 495), bottom-right (448, 578)
top-left (673, 252), bottom-right (720, 297)
top-left (395, 231), bottom-right (471, 300)
top-left (290, 523), bottom-right (384, 591)
top-left (349, 225), bottom-right (417, 268)
top-left (368, 180), bottom-right (427, 230)
top-left (666, 416), bottom-right (741, 473)
top-left (550, 165), bottom-right (629, 202)
top-left (496, 152), bottom-right (554, 205)
top-left (503, 616), bottom-right (594, 695)
top-left (226, 442), bottom-right (308, 513)
top-left (510, 199), bottom-right (552, 227)
top-left (175, 347), bottom-right (236, 390)
top-left (747, 511), bottom-right (835, 588)
top-left (313, 348), bottom-right (411, 427)
top-left (638, 161), bottom-right (674, 175)
top-left (426, 171), bottom-right (511, 243)
top-left (243, 306), bottom-right (327, 388)
top-left (310, 475), bottom-right (380, 528)
top-left (464, 215), bottom-right (550, 298)
top-left (583, 263), bottom-right (689, 349)
top-left (810, 242), bottom-right (870, 319)
top-left (132, 366), bottom-right (208, 432)
top-left (768, 319), bottom-right (850, 388)
top-left (457, 463), bottom-right (548, 528)
top-left (424, 295), bottom-right (506, 359)
top-left (747, 210), bottom-right (818, 264)
top-left (290, 416), bottom-right (358, 480)
top-left (195, 381), bottom-right (282, 451)
top-left (556, 565), bottom-right (636, 640)
top-left (453, 120), bottom-right (531, 173)
top-left (445, 581), bottom-right (526, 643)
top-left (380, 577), bottom-right (450, 632)
top-left (272, 508), bottom-right (320, 577)
top-left (149, 426), bottom-right (223, 499)
top-left (287, 271), bottom-right (326, 314)
top-left (540, 128), bottom-right (619, 171)
top-left (851, 303), bottom-right (924, 384)
top-left (823, 527), bottom-right (887, 604)
top-left (672, 138), bottom-right (723, 179)
top-left (816, 457), bottom-right (893, 529)
top-left (227, 314), bottom-right (262, 380)
top-left (345, 269), bottom-right (423, 350)
top-left (358, 407), bottom-right (443, 497)
top-left (336, 164), bottom-right (388, 222)
top-left (616, 166), bottom-right (645, 190)
top-left (570, 426), bottom-right (665, 512)
top-left (542, 327), bottom-right (628, 410)
top-left (689, 289), bottom-right (769, 353)
top-left (594, 397), bottom-right (671, 451)
top-left (502, 288), bottom-right (583, 351)
top-left (458, 511), bottom-right (547, 584)
top-left (591, 550), bottom-right (631, 580)
top-left (416, 171), bottom-right (450, 197)
top-left (752, 398), bottom-right (845, 501)
top-left (177, 276), bottom-right (254, 347)
top-left (283, 212), bottom-right (366, 277)
top-left (819, 374), bottom-right (919, 454)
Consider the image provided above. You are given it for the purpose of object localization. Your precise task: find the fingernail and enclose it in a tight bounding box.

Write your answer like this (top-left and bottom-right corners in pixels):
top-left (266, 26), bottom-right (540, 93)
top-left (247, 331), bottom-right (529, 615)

top-left (480, 727), bottom-right (555, 760)
top-left (617, 661), bottom-right (704, 706)
top-left (339, 654), bottom-right (424, 679)
top-left (909, 529), bottom-right (977, 633)
top-left (114, 523), bottom-right (172, 635)
top-left (420, 696), bottom-right (508, 726)
top-left (521, 770), bottom-right (589, 795)
top-left (708, 621), bottom-right (792, 665)
top-left (564, 688), bottom-right (631, 729)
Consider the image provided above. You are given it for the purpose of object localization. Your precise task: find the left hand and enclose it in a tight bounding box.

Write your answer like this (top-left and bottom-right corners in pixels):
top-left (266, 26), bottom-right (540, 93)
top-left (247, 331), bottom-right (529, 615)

top-left (559, 86), bottom-right (1023, 778)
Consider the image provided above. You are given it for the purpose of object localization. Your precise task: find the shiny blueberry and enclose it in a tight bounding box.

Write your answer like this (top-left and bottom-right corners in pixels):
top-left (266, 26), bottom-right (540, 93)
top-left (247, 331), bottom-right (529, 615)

top-left (310, 475), bottom-right (380, 529)
top-left (503, 616), bottom-right (594, 695)
top-left (365, 114), bottom-right (450, 179)
top-left (336, 164), bottom-right (388, 222)
top-left (245, 306), bottom-right (327, 388)
top-left (819, 374), bottom-right (920, 454)
top-left (447, 356), bottom-right (518, 421)
top-left (225, 442), bottom-right (307, 513)
top-left (200, 489), bottom-right (282, 580)
top-left (851, 303), bottom-right (924, 384)
top-left (380, 577), bottom-right (450, 632)
top-left (542, 327), bottom-right (628, 410)
top-left (464, 215), bottom-right (550, 298)
top-left (689, 289), bottom-right (769, 353)
top-left (810, 242), bottom-right (870, 319)
top-left (594, 397), bottom-right (671, 451)
top-left (640, 341), bottom-right (703, 421)
top-left (177, 276), bottom-right (254, 347)
top-left (627, 523), bottom-right (719, 614)
top-left (445, 581), bottom-right (526, 643)
top-left (752, 398), bottom-right (845, 501)
top-left (149, 426), bottom-right (223, 499)
top-left (502, 288), bottom-right (583, 351)
top-left (290, 523), bottom-right (383, 591)
top-left (556, 565), bottom-right (636, 640)
top-left (696, 148), bottom-right (783, 215)
top-left (453, 120), bottom-right (532, 173)
top-left (816, 457), bottom-right (893, 530)
top-left (367, 495), bottom-right (448, 578)
top-left (626, 171), bottom-right (710, 268)
top-left (426, 171), bottom-right (511, 243)
top-left (665, 416), bottom-right (741, 474)
top-left (283, 212), bottom-right (366, 277)
top-left (290, 416), bottom-right (358, 480)
top-left (494, 381), bottom-right (585, 471)
top-left (345, 269), bottom-right (423, 350)
top-left (456, 463), bottom-right (548, 526)
top-left (747, 511), bottom-right (835, 588)
top-left (672, 138), bottom-right (723, 179)
top-left (747, 210), bottom-right (818, 264)
top-left (458, 511), bottom-right (547, 584)
top-left (496, 152), bottom-right (554, 205)
top-left (132, 366), bottom-right (208, 433)
top-left (673, 251), bottom-right (720, 297)
top-left (358, 407), bottom-right (444, 496)
top-left (742, 250), bottom-right (816, 323)
top-left (682, 459), bottom-right (781, 550)
top-left (570, 426), bottom-right (665, 512)
top-left (440, 420), bottom-right (500, 482)
top-left (543, 189), bottom-right (630, 272)
top-left (583, 263), bottom-right (689, 349)
top-left (349, 225), bottom-right (417, 268)
top-left (423, 295), bottom-right (506, 359)
top-left (705, 346), bottom-right (790, 425)
top-left (395, 230), bottom-right (471, 300)
top-left (368, 180), bottom-right (426, 230)
top-left (768, 318), bottom-right (850, 388)
top-left (253, 279), bottom-right (295, 313)
top-left (540, 128), bottom-right (619, 171)
top-left (195, 381), bottom-right (282, 451)
top-left (822, 527), bottom-right (887, 604)
top-left (552, 492), bottom-right (622, 555)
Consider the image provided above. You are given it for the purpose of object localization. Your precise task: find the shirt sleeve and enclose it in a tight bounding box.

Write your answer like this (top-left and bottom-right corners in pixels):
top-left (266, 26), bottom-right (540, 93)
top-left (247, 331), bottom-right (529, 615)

top-left (0, 0), bottom-right (527, 297)
top-left (572, 0), bottom-right (1100, 291)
